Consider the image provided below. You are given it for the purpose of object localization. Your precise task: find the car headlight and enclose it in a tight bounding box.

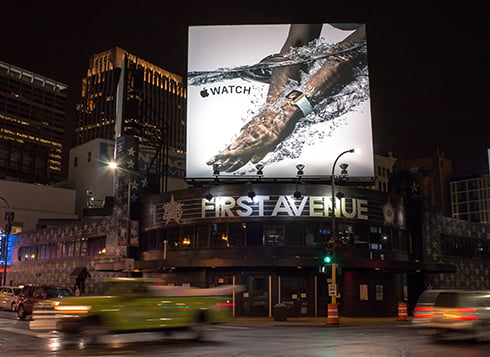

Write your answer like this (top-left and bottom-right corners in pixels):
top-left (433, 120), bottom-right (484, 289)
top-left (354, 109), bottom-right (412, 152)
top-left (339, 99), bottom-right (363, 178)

top-left (54, 305), bottom-right (92, 313)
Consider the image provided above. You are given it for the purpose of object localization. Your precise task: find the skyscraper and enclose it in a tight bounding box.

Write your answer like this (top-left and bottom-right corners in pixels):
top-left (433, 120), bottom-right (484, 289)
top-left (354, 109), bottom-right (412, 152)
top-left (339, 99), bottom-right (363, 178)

top-left (0, 60), bottom-right (67, 184)
top-left (75, 47), bottom-right (186, 192)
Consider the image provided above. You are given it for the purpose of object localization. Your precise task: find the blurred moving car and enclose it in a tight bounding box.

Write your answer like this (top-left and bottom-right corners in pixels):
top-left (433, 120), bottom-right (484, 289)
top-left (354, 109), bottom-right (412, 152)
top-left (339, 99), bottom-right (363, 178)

top-left (32, 278), bottom-right (243, 341)
top-left (412, 289), bottom-right (445, 327)
top-left (17, 285), bottom-right (72, 320)
top-left (0, 286), bottom-right (23, 311)
top-left (412, 289), bottom-right (490, 341)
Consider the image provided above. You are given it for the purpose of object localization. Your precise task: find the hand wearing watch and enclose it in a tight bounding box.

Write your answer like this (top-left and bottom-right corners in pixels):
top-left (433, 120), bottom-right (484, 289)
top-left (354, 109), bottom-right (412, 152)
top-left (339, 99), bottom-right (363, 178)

top-left (285, 89), bottom-right (313, 117)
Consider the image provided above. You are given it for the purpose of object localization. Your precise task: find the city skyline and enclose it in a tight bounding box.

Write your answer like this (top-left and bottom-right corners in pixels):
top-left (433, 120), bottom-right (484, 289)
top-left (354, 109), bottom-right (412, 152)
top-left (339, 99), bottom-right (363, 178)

top-left (1, 1), bottom-right (488, 175)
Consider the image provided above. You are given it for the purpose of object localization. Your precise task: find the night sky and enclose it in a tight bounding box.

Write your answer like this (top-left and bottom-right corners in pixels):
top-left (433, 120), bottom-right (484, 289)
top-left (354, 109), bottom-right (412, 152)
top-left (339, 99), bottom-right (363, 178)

top-left (1, 1), bottom-right (489, 175)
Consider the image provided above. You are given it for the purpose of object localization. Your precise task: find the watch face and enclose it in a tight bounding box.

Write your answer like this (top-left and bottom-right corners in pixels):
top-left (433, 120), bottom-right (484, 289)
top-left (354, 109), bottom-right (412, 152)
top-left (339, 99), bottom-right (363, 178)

top-left (286, 90), bottom-right (303, 101)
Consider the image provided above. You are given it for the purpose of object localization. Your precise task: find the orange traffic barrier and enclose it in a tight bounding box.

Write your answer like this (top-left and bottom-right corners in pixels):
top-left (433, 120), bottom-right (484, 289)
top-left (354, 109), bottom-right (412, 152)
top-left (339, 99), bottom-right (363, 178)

top-left (397, 302), bottom-right (408, 321)
top-left (327, 303), bottom-right (340, 325)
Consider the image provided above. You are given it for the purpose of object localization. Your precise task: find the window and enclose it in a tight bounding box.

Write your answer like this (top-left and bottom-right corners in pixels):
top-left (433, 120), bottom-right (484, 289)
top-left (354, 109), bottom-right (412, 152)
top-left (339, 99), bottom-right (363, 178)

top-left (246, 222), bottom-right (263, 246)
top-left (285, 222), bottom-right (303, 246)
top-left (74, 156), bottom-right (78, 167)
top-left (211, 223), bottom-right (227, 247)
top-left (87, 151), bottom-right (92, 162)
top-left (264, 223), bottom-right (284, 246)
top-left (304, 223), bottom-right (330, 246)
top-left (196, 225), bottom-right (209, 248)
top-left (179, 226), bottom-right (195, 248)
top-left (88, 236), bottom-right (106, 256)
top-left (227, 222), bottom-right (246, 247)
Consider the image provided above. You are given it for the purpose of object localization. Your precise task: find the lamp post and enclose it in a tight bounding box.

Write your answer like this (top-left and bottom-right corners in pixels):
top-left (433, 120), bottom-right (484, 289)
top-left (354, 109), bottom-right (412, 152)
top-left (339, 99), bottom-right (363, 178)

top-left (328, 149), bottom-right (354, 318)
top-left (109, 161), bottom-right (133, 246)
top-left (1, 196), bottom-right (13, 286)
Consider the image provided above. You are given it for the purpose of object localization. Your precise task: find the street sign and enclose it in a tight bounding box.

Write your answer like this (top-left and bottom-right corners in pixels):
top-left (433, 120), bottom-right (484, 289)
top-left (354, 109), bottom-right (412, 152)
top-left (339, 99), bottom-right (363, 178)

top-left (328, 283), bottom-right (337, 297)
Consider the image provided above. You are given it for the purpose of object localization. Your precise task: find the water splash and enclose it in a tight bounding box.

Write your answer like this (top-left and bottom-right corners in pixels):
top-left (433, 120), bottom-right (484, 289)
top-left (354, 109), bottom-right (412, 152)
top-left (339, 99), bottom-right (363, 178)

top-left (189, 38), bottom-right (369, 175)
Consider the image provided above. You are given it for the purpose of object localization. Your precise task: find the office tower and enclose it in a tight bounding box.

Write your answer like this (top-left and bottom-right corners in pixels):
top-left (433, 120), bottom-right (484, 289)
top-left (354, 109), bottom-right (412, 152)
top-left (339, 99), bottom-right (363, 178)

top-left (0, 60), bottom-right (67, 183)
top-left (75, 47), bottom-right (186, 192)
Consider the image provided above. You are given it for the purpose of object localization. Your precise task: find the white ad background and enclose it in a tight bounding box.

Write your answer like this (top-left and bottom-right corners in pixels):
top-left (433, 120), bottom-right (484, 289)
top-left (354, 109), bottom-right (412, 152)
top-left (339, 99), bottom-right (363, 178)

top-left (187, 24), bottom-right (374, 179)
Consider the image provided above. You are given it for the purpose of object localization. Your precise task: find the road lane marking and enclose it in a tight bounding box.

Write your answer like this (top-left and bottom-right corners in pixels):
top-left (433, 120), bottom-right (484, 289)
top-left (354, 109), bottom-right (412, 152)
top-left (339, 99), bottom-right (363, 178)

top-left (0, 327), bottom-right (59, 338)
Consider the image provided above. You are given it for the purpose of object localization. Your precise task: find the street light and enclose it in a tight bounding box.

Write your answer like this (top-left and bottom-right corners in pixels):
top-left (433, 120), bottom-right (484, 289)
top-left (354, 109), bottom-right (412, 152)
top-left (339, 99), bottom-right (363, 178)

top-left (328, 148), bottom-right (354, 318)
top-left (1, 196), bottom-right (14, 286)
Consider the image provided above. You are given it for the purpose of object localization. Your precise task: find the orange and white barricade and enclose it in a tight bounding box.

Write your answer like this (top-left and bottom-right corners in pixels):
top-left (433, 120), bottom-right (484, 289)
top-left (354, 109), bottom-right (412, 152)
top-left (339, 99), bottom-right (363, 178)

top-left (397, 302), bottom-right (408, 321)
top-left (327, 303), bottom-right (340, 325)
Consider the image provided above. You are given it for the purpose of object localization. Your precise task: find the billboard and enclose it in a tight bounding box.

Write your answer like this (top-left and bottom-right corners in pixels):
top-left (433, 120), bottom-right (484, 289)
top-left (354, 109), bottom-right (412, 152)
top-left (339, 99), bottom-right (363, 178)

top-left (187, 24), bottom-right (374, 179)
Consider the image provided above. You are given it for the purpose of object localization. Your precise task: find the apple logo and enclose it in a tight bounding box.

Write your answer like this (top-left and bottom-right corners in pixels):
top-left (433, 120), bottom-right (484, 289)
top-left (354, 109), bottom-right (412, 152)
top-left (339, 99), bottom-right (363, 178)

top-left (200, 88), bottom-right (209, 98)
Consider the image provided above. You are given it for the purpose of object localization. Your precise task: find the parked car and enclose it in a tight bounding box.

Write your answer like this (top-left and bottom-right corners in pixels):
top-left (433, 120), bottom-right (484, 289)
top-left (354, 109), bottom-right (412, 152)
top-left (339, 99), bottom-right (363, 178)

top-left (0, 286), bottom-right (23, 311)
top-left (17, 285), bottom-right (72, 320)
top-left (412, 289), bottom-right (490, 341)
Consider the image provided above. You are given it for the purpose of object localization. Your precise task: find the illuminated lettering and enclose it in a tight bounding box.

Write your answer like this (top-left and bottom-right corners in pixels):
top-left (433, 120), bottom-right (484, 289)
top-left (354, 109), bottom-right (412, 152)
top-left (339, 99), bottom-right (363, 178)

top-left (200, 195), bottom-right (369, 220)
top-left (272, 196), bottom-right (293, 216)
top-left (309, 196), bottom-right (326, 217)
top-left (202, 199), bottom-right (215, 218)
top-left (236, 197), bottom-right (253, 216)
top-left (341, 198), bottom-right (356, 219)
top-left (357, 199), bottom-right (368, 220)
top-left (287, 196), bottom-right (308, 216)
top-left (253, 196), bottom-right (269, 216)
top-left (216, 196), bottom-right (235, 217)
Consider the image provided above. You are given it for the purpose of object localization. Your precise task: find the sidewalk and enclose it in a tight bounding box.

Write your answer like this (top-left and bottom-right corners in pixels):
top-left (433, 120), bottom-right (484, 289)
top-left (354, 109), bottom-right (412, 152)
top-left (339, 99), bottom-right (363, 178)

top-left (230, 316), bottom-right (412, 327)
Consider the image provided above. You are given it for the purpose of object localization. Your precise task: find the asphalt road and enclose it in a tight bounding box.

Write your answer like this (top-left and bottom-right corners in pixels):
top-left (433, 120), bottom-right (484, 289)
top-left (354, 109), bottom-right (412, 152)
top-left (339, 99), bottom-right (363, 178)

top-left (1, 310), bottom-right (489, 356)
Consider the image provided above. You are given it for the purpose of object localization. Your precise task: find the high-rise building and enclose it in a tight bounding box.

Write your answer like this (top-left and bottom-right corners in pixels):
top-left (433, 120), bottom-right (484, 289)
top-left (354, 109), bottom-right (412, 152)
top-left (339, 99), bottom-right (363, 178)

top-left (450, 174), bottom-right (490, 223)
top-left (75, 47), bottom-right (186, 192)
top-left (0, 60), bottom-right (67, 184)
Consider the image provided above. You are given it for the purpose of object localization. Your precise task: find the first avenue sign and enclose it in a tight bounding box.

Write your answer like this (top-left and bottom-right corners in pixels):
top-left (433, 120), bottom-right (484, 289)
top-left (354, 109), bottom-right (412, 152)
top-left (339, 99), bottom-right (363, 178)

top-left (201, 195), bottom-right (369, 219)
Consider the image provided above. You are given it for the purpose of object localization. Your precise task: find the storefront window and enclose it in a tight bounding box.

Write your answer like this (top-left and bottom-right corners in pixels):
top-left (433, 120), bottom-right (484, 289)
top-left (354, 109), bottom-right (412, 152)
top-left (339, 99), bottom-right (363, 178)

top-left (354, 224), bottom-right (369, 247)
top-left (167, 228), bottom-right (180, 248)
top-left (305, 223), bottom-right (330, 247)
top-left (227, 222), bottom-right (246, 247)
top-left (246, 222), bottom-right (263, 246)
top-left (211, 223), bottom-right (228, 247)
top-left (141, 230), bottom-right (163, 251)
top-left (196, 225), bottom-right (209, 248)
top-left (285, 223), bottom-right (303, 246)
top-left (180, 226), bottom-right (195, 248)
top-left (88, 236), bottom-right (106, 256)
top-left (264, 223), bottom-right (284, 246)
top-left (369, 226), bottom-right (382, 250)
top-left (338, 224), bottom-right (354, 246)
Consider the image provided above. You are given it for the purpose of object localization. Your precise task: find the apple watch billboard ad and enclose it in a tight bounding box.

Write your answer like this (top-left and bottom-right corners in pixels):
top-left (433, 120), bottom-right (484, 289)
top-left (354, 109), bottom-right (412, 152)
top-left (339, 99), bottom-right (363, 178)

top-left (187, 24), bottom-right (374, 179)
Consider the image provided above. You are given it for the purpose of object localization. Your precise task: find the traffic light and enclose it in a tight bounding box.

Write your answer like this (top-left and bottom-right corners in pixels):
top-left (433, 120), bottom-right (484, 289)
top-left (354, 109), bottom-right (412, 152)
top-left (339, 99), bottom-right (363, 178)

top-left (319, 250), bottom-right (334, 272)
top-left (323, 254), bottom-right (333, 264)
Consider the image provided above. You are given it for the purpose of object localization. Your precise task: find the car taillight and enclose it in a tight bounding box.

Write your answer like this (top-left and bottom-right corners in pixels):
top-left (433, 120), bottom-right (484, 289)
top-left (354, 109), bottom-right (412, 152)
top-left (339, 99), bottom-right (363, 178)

top-left (414, 306), bottom-right (433, 318)
top-left (216, 299), bottom-right (234, 311)
top-left (451, 308), bottom-right (478, 321)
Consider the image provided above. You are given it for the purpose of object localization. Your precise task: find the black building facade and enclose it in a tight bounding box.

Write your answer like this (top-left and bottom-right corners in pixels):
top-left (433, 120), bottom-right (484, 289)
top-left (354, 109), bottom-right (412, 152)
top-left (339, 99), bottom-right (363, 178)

top-left (136, 183), bottom-right (452, 317)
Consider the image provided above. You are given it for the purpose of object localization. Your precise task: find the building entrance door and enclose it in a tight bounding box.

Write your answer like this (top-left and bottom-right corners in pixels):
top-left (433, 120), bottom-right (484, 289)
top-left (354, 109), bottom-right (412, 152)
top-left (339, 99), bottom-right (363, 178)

top-left (243, 275), bottom-right (270, 316)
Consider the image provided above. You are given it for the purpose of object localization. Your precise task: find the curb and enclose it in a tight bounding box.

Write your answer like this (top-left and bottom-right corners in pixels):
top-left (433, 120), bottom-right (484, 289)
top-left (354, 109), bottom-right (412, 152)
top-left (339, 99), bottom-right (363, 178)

top-left (230, 316), bottom-right (412, 327)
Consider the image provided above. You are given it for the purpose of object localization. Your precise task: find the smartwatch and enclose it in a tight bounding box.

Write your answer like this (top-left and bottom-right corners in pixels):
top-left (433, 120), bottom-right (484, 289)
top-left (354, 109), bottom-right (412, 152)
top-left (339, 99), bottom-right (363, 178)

top-left (286, 90), bottom-right (313, 116)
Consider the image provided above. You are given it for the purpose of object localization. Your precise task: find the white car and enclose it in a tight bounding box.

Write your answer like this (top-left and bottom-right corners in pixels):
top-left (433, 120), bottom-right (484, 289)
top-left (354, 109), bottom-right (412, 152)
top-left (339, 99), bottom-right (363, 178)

top-left (0, 286), bottom-right (23, 311)
top-left (413, 289), bottom-right (490, 341)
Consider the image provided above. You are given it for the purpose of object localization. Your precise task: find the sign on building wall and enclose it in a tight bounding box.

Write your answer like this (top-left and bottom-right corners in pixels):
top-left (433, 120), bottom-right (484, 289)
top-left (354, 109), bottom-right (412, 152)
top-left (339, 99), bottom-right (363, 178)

top-left (187, 24), bottom-right (374, 179)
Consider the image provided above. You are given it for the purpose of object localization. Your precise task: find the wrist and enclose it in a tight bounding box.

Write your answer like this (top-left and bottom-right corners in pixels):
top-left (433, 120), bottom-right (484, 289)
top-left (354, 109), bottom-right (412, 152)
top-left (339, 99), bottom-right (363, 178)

top-left (285, 89), bottom-right (313, 117)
